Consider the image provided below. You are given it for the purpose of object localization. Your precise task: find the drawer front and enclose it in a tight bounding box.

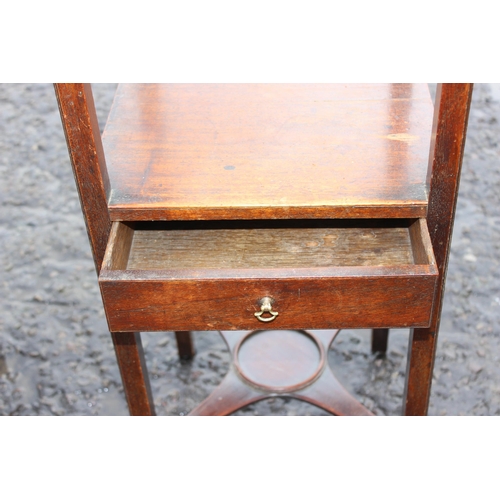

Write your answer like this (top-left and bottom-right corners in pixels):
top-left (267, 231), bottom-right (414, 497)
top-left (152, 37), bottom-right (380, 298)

top-left (99, 271), bottom-right (437, 332)
top-left (99, 218), bottom-right (438, 332)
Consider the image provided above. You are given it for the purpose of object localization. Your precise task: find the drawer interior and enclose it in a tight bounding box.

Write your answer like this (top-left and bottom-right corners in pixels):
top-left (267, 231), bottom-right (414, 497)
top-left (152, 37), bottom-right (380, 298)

top-left (102, 219), bottom-right (435, 272)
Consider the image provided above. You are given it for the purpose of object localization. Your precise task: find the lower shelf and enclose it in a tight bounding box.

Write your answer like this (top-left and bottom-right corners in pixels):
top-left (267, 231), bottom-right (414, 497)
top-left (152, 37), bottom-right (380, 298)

top-left (99, 219), bottom-right (438, 331)
top-left (189, 329), bottom-right (373, 416)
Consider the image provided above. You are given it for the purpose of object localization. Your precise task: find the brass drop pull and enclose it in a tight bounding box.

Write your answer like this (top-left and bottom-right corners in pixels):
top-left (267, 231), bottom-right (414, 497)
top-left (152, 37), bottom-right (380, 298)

top-left (254, 297), bottom-right (279, 323)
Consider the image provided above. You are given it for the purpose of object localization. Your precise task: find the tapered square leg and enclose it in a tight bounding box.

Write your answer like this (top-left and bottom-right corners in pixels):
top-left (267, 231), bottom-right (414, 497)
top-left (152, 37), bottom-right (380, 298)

top-left (111, 332), bottom-right (156, 416)
top-left (403, 328), bottom-right (437, 415)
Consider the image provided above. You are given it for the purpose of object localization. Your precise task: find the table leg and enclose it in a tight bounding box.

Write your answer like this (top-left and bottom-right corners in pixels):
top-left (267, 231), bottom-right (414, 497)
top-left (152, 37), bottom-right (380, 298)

top-left (175, 331), bottom-right (195, 360)
top-left (403, 328), bottom-right (437, 415)
top-left (111, 332), bottom-right (156, 416)
top-left (371, 329), bottom-right (389, 354)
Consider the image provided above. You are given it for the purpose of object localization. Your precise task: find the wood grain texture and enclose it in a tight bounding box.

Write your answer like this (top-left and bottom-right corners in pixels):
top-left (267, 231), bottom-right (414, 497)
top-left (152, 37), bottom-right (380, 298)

top-left (190, 329), bottom-right (373, 416)
top-left (99, 273), bottom-right (437, 331)
top-left (58, 81), bottom-right (467, 417)
top-left (102, 84), bottom-right (433, 221)
top-left (235, 330), bottom-right (324, 391)
top-left (54, 83), bottom-right (111, 271)
top-left (127, 225), bottom-right (415, 270)
top-left (111, 332), bottom-right (155, 415)
top-left (409, 218), bottom-right (435, 266)
top-left (99, 218), bottom-right (437, 331)
top-left (189, 366), bottom-right (267, 416)
top-left (102, 221), bottom-right (134, 270)
top-left (293, 363), bottom-right (373, 416)
top-left (404, 83), bottom-right (473, 416)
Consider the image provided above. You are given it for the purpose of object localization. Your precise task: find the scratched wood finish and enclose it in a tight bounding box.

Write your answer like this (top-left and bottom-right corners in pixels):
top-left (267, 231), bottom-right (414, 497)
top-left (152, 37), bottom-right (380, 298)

top-left (99, 218), bottom-right (437, 331)
top-left (99, 273), bottom-right (437, 332)
top-left (102, 84), bottom-right (433, 221)
top-left (57, 82), bottom-right (469, 417)
top-left (54, 84), bottom-right (111, 272)
top-left (127, 225), bottom-right (414, 270)
top-left (404, 84), bottom-right (473, 416)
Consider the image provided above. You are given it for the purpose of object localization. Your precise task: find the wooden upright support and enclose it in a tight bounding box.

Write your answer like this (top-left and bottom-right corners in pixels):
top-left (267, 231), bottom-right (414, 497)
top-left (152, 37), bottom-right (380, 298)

top-left (55, 84), bottom-right (157, 415)
top-left (403, 83), bottom-right (473, 415)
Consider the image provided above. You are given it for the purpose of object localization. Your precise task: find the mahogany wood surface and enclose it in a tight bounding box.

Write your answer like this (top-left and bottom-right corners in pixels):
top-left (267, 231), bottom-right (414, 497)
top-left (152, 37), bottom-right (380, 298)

top-left (54, 84), bottom-right (111, 272)
top-left (409, 218), bottom-right (435, 265)
top-left (234, 330), bottom-right (325, 391)
top-left (189, 366), bottom-right (267, 416)
top-left (55, 84), bottom-right (194, 379)
top-left (99, 219), bottom-right (437, 332)
top-left (404, 84), bottom-right (473, 415)
top-left (56, 82), bottom-right (472, 416)
top-left (190, 329), bottom-right (372, 416)
top-left (100, 273), bottom-right (437, 332)
top-left (111, 332), bottom-right (155, 416)
top-left (55, 84), bottom-right (158, 413)
top-left (103, 84), bottom-right (433, 221)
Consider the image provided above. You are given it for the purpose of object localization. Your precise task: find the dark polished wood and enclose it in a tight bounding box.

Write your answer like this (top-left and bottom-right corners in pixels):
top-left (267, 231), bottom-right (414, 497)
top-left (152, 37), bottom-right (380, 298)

top-left (111, 332), bottom-right (155, 416)
top-left (100, 273), bottom-right (437, 332)
top-left (55, 83), bottom-right (472, 416)
top-left (190, 330), bottom-right (373, 416)
top-left (99, 219), bottom-right (438, 332)
top-left (175, 331), bottom-right (195, 360)
top-left (55, 84), bottom-right (193, 388)
top-left (103, 84), bottom-right (433, 221)
top-left (54, 84), bottom-right (111, 272)
top-left (55, 84), bottom-right (156, 414)
top-left (403, 83), bottom-right (473, 415)
top-left (371, 329), bottom-right (389, 354)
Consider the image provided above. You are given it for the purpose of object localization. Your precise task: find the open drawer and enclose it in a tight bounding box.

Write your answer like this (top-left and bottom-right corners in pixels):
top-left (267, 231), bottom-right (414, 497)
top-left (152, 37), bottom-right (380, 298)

top-left (99, 219), bottom-right (438, 332)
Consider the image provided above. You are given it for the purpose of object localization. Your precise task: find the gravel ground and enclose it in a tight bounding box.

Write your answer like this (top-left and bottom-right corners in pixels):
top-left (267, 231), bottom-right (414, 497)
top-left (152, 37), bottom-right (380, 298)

top-left (1, 83), bottom-right (499, 416)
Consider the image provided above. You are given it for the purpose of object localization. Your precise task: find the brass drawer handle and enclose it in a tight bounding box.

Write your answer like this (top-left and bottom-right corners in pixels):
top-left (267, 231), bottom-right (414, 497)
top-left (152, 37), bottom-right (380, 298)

top-left (254, 297), bottom-right (279, 323)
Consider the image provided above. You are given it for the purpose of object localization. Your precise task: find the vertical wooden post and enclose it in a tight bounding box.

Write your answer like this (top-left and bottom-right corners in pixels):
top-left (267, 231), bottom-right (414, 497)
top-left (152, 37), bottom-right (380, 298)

top-left (111, 332), bottom-right (156, 415)
top-left (54, 83), bottom-right (111, 271)
top-left (403, 83), bottom-right (473, 415)
top-left (371, 329), bottom-right (389, 354)
top-left (55, 84), bottom-right (156, 415)
top-left (175, 331), bottom-right (196, 360)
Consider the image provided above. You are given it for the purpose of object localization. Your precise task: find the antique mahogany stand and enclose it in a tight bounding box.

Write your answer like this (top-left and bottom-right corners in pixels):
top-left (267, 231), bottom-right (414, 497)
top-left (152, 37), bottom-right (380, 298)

top-left (55, 84), bottom-right (472, 416)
